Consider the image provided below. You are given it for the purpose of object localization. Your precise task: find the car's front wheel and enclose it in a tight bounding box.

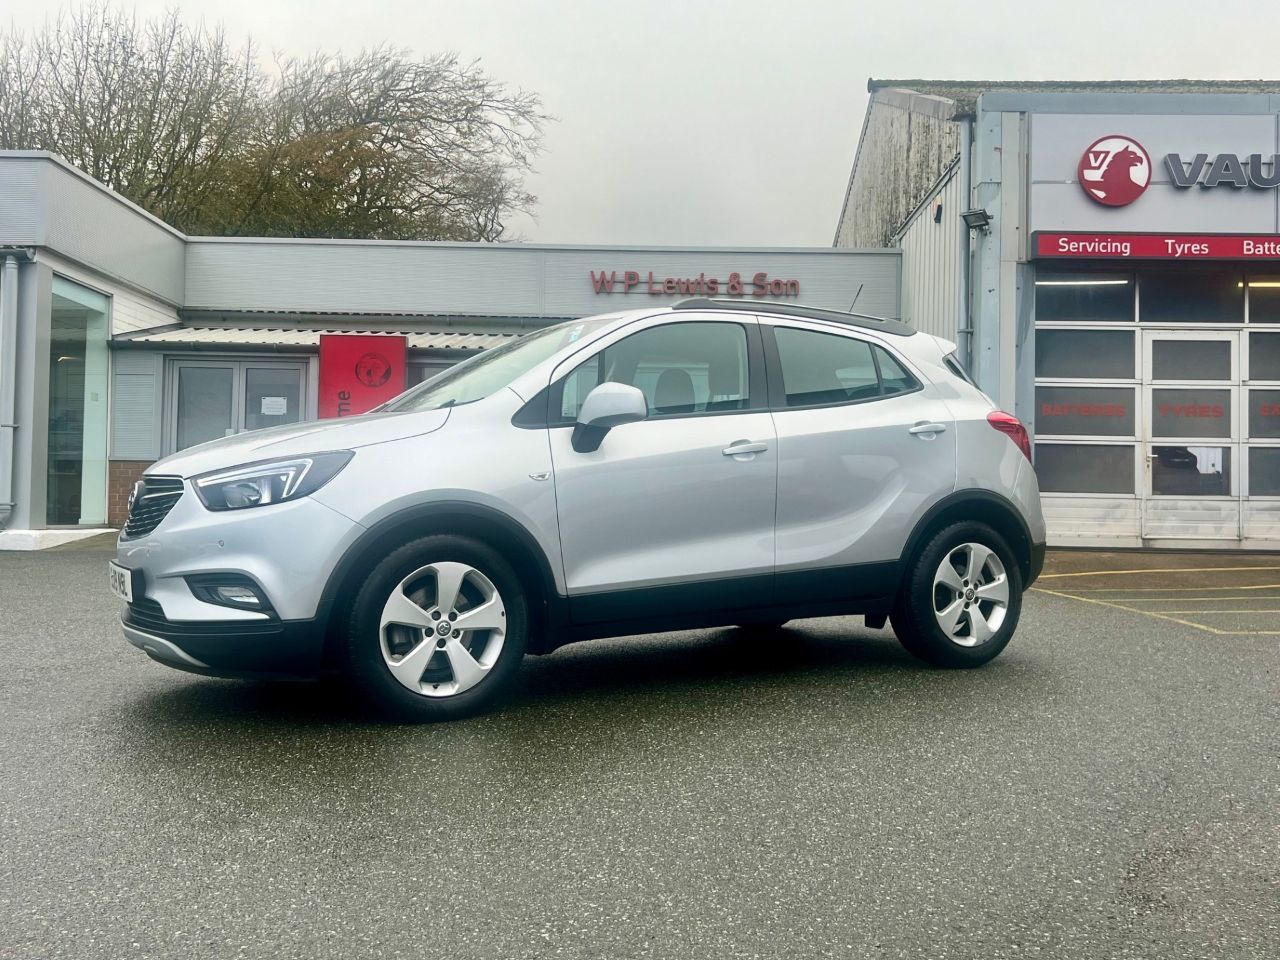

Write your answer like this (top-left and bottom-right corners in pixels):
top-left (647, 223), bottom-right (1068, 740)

top-left (890, 521), bottom-right (1022, 667)
top-left (341, 534), bottom-right (529, 720)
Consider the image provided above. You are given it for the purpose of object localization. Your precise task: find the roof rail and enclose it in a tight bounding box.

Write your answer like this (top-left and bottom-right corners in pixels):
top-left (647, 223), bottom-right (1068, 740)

top-left (670, 297), bottom-right (913, 337)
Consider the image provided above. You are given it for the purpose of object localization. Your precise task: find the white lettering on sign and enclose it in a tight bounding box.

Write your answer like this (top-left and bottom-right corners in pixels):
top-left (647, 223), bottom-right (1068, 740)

top-left (1057, 236), bottom-right (1133, 256)
top-left (1164, 239), bottom-right (1210, 257)
top-left (1243, 239), bottom-right (1280, 256)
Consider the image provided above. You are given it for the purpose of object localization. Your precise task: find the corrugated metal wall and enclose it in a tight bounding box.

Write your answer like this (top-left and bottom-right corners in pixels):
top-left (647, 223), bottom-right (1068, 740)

top-left (893, 164), bottom-right (963, 341)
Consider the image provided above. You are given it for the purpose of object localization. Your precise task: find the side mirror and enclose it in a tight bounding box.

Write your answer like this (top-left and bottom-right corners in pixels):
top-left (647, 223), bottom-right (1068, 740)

top-left (572, 382), bottom-right (647, 452)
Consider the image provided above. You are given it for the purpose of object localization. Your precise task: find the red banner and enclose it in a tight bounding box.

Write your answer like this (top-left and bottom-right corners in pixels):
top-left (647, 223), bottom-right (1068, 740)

top-left (319, 334), bottom-right (407, 419)
top-left (1035, 232), bottom-right (1280, 260)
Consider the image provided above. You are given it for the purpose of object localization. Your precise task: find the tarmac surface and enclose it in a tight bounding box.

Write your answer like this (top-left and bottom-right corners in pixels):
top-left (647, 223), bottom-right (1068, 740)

top-left (1, 539), bottom-right (1277, 959)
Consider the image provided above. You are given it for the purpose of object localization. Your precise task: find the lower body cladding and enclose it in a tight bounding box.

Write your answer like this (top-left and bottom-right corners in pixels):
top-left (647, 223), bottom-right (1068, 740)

top-left (121, 594), bottom-right (324, 678)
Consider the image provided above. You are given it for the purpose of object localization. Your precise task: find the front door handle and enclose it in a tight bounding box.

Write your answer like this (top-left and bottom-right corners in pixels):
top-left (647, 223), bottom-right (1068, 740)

top-left (908, 421), bottom-right (947, 436)
top-left (722, 440), bottom-right (769, 457)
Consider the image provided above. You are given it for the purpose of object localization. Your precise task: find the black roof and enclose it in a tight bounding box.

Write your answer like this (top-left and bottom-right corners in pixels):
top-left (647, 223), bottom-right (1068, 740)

top-left (671, 298), bottom-right (914, 337)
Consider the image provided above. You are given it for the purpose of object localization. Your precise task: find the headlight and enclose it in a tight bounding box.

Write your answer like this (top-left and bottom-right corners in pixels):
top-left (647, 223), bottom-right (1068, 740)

top-left (193, 452), bottom-right (353, 511)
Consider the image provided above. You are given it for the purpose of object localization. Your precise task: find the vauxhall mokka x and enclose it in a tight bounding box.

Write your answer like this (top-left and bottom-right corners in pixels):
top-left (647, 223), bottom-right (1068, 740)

top-left (113, 299), bottom-right (1046, 720)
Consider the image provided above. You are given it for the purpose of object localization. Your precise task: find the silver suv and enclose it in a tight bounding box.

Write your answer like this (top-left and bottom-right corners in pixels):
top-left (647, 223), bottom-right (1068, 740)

top-left (112, 299), bottom-right (1046, 720)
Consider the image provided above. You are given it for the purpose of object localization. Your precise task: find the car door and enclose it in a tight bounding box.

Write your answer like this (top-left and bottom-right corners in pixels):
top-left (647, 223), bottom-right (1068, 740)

top-left (764, 320), bottom-right (957, 604)
top-left (548, 315), bottom-right (777, 624)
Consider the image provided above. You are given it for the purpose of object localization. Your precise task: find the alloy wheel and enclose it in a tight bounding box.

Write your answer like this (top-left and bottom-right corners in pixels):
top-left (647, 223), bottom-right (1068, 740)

top-left (379, 561), bottom-right (507, 697)
top-left (931, 542), bottom-right (1009, 647)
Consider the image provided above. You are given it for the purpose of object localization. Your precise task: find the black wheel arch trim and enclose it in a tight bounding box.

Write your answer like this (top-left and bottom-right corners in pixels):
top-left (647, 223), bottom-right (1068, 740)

top-left (900, 490), bottom-right (1042, 588)
top-left (315, 500), bottom-right (566, 653)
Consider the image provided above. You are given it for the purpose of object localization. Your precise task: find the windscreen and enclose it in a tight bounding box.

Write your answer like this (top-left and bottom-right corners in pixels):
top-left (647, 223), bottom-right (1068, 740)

top-left (381, 317), bottom-right (612, 413)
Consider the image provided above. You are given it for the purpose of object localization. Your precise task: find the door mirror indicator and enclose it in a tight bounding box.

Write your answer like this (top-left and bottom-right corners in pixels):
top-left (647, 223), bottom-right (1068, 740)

top-left (572, 382), bottom-right (647, 452)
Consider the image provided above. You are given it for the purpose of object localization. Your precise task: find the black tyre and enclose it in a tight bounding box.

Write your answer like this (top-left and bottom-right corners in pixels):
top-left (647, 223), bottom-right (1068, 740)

top-left (341, 534), bottom-right (529, 721)
top-left (890, 521), bottom-right (1023, 668)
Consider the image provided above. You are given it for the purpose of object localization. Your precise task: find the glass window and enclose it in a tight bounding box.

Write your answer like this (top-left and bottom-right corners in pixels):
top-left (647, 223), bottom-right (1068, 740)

top-left (1249, 389), bottom-right (1280, 439)
top-left (1034, 443), bottom-right (1135, 494)
top-left (385, 317), bottom-right (612, 414)
top-left (1151, 388), bottom-right (1232, 439)
top-left (875, 347), bottom-right (918, 396)
top-left (1151, 339), bottom-right (1232, 381)
top-left (170, 360), bottom-right (309, 452)
top-left (1035, 329), bottom-right (1135, 380)
top-left (1034, 272), bottom-right (1134, 323)
top-left (1138, 268), bottom-right (1244, 323)
top-left (1250, 448), bottom-right (1280, 496)
top-left (1244, 277), bottom-right (1280, 323)
top-left (1252, 333), bottom-right (1280, 381)
top-left (47, 277), bottom-right (109, 525)
top-left (176, 365), bottom-right (235, 450)
top-left (773, 327), bottom-right (899, 407)
top-left (408, 363), bottom-right (454, 387)
top-left (560, 322), bottom-right (750, 420)
top-left (1152, 446), bottom-right (1231, 496)
top-left (244, 368), bottom-right (303, 432)
top-left (1035, 386), bottom-right (1135, 436)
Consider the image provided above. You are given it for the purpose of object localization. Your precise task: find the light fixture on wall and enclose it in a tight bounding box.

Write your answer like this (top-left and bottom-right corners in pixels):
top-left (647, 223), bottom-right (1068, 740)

top-left (960, 208), bottom-right (992, 233)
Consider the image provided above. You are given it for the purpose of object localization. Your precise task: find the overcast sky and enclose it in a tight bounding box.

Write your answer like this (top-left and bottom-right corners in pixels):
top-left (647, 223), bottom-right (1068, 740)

top-left (10, 0), bottom-right (1280, 246)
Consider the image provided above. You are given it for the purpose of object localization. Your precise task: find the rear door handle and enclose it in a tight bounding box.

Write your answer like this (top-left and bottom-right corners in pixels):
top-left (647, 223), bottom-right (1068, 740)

top-left (908, 421), bottom-right (947, 436)
top-left (722, 440), bottom-right (769, 456)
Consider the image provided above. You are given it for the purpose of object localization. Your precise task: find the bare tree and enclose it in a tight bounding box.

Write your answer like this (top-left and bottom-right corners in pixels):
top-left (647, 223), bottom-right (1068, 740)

top-left (0, 4), bottom-right (547, 241)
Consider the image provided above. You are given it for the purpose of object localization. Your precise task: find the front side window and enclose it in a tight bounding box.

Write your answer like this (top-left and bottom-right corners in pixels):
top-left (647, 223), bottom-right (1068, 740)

top-left (772, 326), bottom-right (918, 408)
top-left (559, 322), bottom-right (750, 421)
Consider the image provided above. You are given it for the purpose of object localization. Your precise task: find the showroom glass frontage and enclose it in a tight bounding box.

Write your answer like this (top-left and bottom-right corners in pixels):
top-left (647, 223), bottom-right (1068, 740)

top-left (1034, 264), bottom-right (1280, 541)
top-left (47, 276), bottom-right (110, 526)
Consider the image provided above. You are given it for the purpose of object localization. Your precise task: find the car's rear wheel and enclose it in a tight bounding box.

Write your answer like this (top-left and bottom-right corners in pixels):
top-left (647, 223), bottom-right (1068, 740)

top-left (341, 534), bottom-right (528, 720)
top-left (890, 521), bottom-right (1022, 667)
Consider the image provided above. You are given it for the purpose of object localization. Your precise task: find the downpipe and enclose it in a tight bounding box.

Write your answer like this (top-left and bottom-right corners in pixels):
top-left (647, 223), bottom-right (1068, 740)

top-left (0, 251), bottom-right (28, 530)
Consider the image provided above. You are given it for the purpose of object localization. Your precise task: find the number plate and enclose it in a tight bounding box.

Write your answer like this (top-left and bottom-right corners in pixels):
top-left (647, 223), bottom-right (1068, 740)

top-left (108, 561), bottom-right (134, 603)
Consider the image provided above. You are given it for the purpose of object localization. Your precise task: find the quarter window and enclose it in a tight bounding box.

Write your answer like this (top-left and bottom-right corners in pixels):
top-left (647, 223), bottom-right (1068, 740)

top-left (559, 322), bottom-right (750, 421)
top-left (772, 327), bottom-right (918, 408)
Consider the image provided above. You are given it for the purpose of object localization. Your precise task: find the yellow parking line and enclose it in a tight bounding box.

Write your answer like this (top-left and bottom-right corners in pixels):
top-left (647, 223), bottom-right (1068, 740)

top-left (1039, 566), bottom-right (1280, 579)
top-left (1099, 594), bottom-right (1280, 602)
top-left (1078, 583), bottom-right (1280, 594)
top-left (1030, 586), bottom-right (1280, 635)
top-left (1158, 609), bottom-right (1280, 614)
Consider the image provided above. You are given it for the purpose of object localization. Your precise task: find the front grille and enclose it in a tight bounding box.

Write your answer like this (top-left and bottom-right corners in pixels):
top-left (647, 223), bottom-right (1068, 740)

top-left (122, 476), bottom-right (185, 540)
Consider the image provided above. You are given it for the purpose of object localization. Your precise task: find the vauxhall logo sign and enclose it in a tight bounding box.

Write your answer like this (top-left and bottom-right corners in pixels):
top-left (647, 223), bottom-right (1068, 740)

top-left (1078, 135), bottom-right (1152, 206)
top-left (1078, 134), bottom-right (1280, 207)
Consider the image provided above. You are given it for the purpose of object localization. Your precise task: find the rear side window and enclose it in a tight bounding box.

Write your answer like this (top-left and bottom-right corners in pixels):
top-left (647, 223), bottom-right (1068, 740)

top-left (943, 351), bottom-right (976, 386)
top-left (772, 327), bottom-right (919, 408)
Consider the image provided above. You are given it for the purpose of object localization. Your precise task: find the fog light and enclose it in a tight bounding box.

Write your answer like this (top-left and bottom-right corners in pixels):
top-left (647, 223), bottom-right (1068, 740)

top-left (186, 575), bottom-right (273, 614)
top-left (212, 585), bottom-right (262, 608)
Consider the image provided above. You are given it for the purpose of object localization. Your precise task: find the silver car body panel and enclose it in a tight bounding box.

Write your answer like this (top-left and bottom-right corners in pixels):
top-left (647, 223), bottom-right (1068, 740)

top-left (113, 303), bottom-right (1045, 667)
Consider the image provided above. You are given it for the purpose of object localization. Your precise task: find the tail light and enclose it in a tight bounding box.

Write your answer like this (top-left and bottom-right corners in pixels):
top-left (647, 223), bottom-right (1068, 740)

top-left (987, 410), bottom-right (1032, 462)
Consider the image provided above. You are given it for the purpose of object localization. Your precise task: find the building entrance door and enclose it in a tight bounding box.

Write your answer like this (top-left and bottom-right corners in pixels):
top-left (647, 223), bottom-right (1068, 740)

top-left (1140, 330), bottom-right (1242, 540)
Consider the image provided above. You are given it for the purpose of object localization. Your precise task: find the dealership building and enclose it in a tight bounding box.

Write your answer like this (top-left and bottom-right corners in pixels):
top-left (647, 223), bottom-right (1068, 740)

top-left (838, 80), bottom-right (1280, 550)
top-left (0, 151), bottom-right (898, 547)
top-left (3, 79), bottom-right (1280, 550)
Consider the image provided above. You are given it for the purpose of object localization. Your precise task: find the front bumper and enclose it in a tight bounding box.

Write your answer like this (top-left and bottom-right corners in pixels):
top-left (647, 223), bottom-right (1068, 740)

top-left (122, 598), bottom-right (325, 678)
top-left (115, 481), bottom-right (365, 677)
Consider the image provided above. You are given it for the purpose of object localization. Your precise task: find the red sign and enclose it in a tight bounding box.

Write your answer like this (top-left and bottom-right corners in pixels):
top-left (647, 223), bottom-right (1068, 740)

top-left (590, 270), bottom-right (800, 298)
top-left (319, 334), bottom-right (406, 418)
top-left (1078, 135), bottom-right (1152, 207)
top-left (1035, 232), bottom-right (1280, 260)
